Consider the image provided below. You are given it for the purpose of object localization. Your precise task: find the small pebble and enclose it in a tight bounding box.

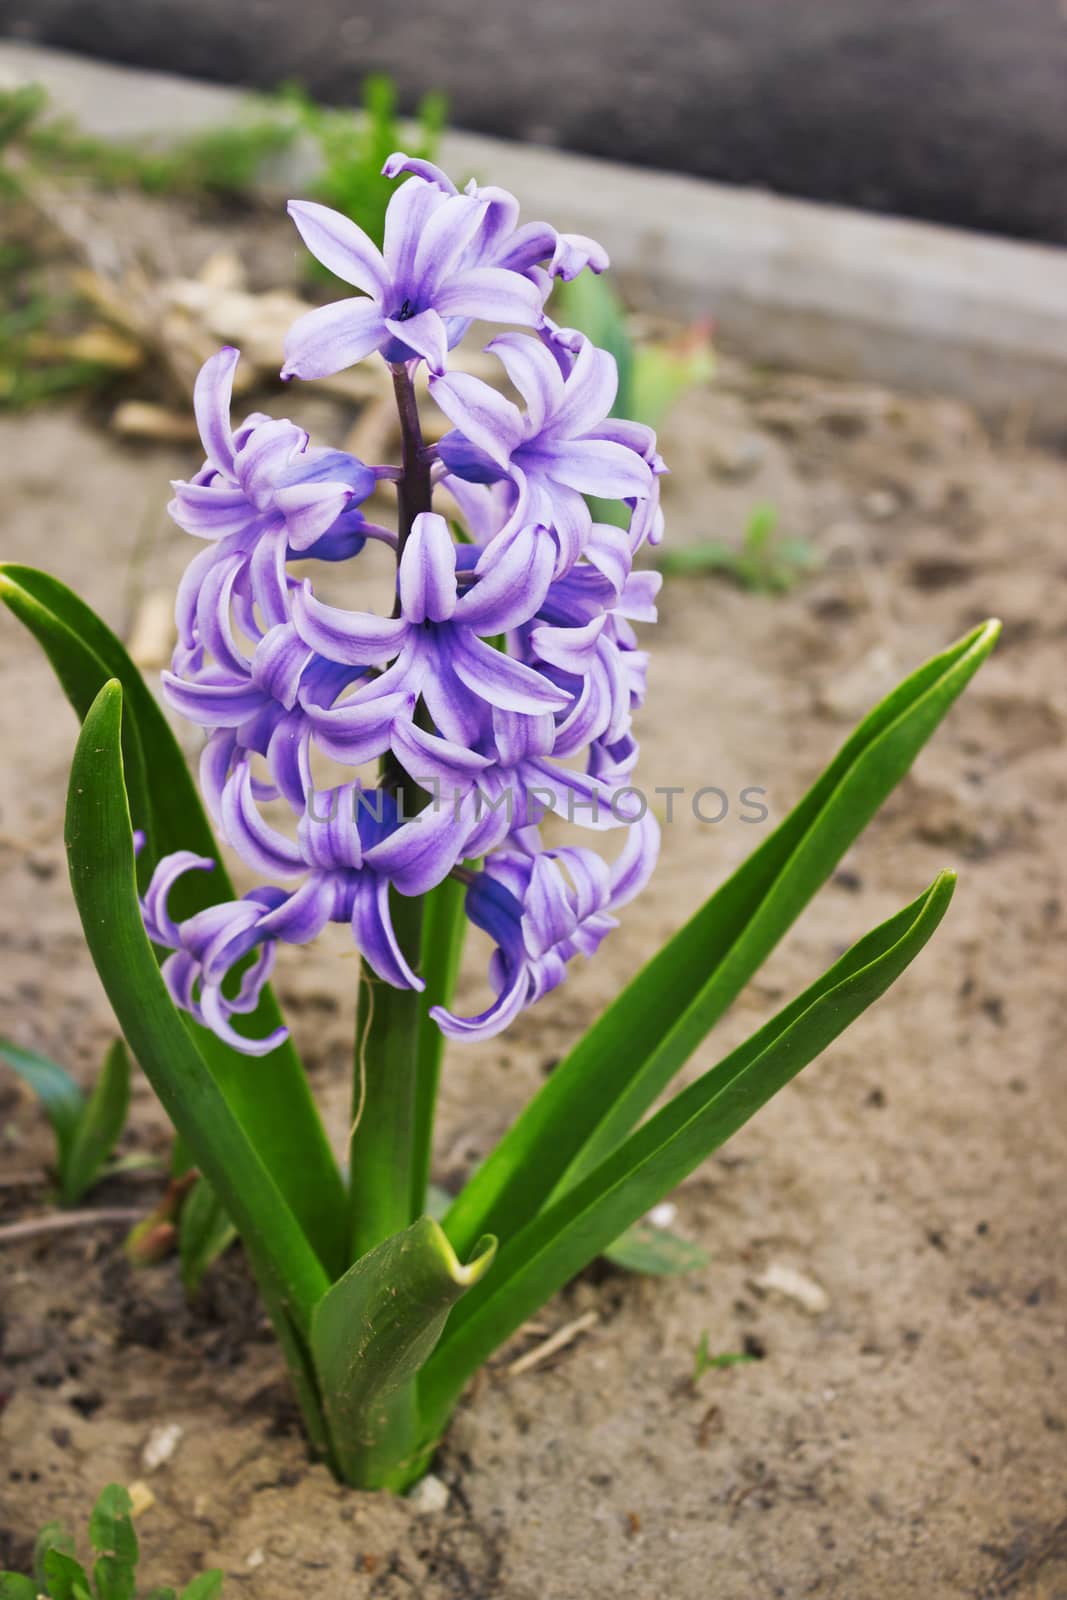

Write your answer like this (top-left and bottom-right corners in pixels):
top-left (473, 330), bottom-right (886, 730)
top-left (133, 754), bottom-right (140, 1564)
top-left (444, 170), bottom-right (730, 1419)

top-left (407, 1473), bottom-right (449, 1513)
top-left (752, 1263), bottom-right (830, 1315)
top-left (141, 1421), bottom-right (183, 1471)
top-left (862, 488), bottom-right (901, 520)
top-left (648, 1202), bottom-right (678, 1229)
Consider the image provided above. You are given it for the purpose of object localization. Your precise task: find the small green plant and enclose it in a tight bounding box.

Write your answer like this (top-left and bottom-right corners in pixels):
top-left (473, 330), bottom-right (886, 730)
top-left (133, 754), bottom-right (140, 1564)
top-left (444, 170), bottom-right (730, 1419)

top-left (656, 502), bottom-right (818, 593)
top-left (692, 1331), bottom-right (756, 1382)
top-left (0, 83), bottom-right (295, 202)
top-left (0, 1039), bottom-right (129, 1205)
top-left (283, 75), bottom-right (447, 252)
top-left (0, 1483), bottom-right (223, 1600)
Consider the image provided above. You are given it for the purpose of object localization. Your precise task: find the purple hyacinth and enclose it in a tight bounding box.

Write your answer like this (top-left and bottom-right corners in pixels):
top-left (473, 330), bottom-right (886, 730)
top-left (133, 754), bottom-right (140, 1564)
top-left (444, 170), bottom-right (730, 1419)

top-left (145, 156), bottom-right (664, 1054)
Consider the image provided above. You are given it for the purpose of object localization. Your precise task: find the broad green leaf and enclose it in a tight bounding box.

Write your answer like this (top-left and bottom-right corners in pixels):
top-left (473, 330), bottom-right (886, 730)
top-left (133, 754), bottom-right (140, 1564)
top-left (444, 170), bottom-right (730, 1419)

top-left (0, 564), bottom-right (346, 1274)
top-left (179, 1572), bottom-right (225, 1600)
top-left (63, 681), bottom-right (330, 1337)
top-left (92, 1555), bottom-right (136, 1600)
top-left (88, 1484), bottom-right (137, 1563)
top-left (41, 1549), bottom-right (91, 1600)
top-left (602, 1222), bottom-right (710, 1276)
top-left (62, 1040), bottom-right (130, 1205)
top-left (0, 1574), bottom-right (37, 1600)
top-left (311, 1216), bottom-right (495, 1491)
top-left (0, 1039), bottom-right (84, 1177)
top-left (444, 621), bottom-right (998, 1258)
top-left (422, 873), bottom-right (954, 1431)
top-left (179, 1174), bottom-right (237, 1294)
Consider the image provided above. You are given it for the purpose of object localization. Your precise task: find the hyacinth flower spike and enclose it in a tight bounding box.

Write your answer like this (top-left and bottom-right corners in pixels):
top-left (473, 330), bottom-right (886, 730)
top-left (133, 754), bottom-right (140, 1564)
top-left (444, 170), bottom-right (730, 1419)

top-left (9, 138), bottom-right (996, 1498)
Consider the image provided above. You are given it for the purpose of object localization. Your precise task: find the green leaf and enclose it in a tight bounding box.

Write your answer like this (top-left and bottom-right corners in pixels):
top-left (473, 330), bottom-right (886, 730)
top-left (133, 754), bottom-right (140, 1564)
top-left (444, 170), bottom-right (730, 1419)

top-left (92, 1555), bottom-right (136, 1600)
top-left (179, 1572), bottom-right (225, 1600)
top-left (41, 1549), bottom-right (91, 1600)
top-left (143, 1589), bottom-right (178, 1600)
top-left (88, 1484), bottom-right (137, 1562)
top-left (0, 564), bottom-right (346, 1274)
top-left (64, 682), bottom-right (330, 1420)
top-left (422, 872), bottom-right (954, 1432)
top-left (179, 1175), bottom-right (237, 1295)
top-left (311, 1216), bottom-right (495, 1490)
top-left (602, 1222), bottom-right (710, 1276)
top-left (0, 1574), bottom-right (37, 1600)
top-left (629, 332), bottom-right (714, 431)
top-left (60, 1040), bottom-right (129, 1204)
top-left (444, 620), bottom-right (999, 1258)
top-left (0, 1039), bottom-right (84, 1178)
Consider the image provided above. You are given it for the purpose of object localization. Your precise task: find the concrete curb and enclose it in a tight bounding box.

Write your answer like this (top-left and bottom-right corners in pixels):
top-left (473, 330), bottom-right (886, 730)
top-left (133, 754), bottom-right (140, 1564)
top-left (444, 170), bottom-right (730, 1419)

top-left (4, 41), bottom-right (1067, 431)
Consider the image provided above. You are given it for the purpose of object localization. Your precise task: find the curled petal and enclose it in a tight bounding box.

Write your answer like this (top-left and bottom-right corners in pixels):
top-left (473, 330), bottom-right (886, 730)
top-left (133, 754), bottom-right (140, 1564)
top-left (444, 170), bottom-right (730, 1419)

top-left (193, 347), bottom-right (240, 477)
top-left (351, 874), bottom-right (424, 990)
top-left (292, 581), bottom-right (409, 666)
top-left (221, 764), bottom-right (305, 879)
top-left (548, 338), bottom-right (619, 438)
top-left (141, 851), bottom-right (215, 947)
top-left (457, 522), bottom-right (555, 633)
top-left (534, 437), bottom-right (653, 500)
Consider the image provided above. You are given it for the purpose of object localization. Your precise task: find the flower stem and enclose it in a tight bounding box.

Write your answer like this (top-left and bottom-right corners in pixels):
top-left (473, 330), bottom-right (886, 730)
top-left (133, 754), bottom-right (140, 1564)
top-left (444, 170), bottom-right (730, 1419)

top-left (346, 362), bottom-right (435, 1263)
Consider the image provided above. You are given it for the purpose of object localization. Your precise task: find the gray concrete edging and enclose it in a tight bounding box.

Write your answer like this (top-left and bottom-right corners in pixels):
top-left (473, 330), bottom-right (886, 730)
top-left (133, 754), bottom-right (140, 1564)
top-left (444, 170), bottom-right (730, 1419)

top-left (3, 41), bottom-right (1067, 431)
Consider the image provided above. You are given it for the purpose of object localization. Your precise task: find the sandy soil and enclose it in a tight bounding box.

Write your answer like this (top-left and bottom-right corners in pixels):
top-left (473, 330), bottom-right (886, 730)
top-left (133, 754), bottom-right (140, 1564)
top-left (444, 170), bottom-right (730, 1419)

top-left (1, 314), bottom-right (1065, 1594)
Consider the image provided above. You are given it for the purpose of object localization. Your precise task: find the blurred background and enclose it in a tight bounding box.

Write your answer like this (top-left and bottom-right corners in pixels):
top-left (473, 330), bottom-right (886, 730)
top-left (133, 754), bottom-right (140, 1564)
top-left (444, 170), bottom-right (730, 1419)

top-left (3, 0), bottom-right (1067, 243)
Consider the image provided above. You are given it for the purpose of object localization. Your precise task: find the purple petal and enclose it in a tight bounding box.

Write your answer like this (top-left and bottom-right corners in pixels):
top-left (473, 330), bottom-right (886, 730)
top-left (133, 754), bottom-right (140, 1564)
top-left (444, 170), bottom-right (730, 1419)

top-left (383, 308), bottom-right (449, 374)
top-left (390, 718), bottom-right (492, 794)
top-left (485, 333), bottom-right (564, 433)
top-left (141, 851), bottom-right (215, 946)
top-left (530, 615), bottom-right (606, 674)
top-left (429, 372), bottom-right (525, 470)
top-left (282, 299), bottom-right (387, 381)
top-left (274, 481), bottom-right (353, 550)
top-left (161, 670), bottom-right (265, 727)
top-left (168, 481), bottom-right (254, 541)
top-left (383, 175), bottom-right (446, 291)
top-left (449, 632), bottom-right (572, 715)
top-left (382, 152), bottom-right (458, 193)
top-left (548, 338), bottom-right (618, 438)
top-left (434, 267), bottom-right (545, 327)
top-left (455, 523), bottom-right (554, 633)
top-left (363, 795), bottom-right (468, 896)
top-left (351, 875), bottom-right (424, 991)
top-left (521, 854), bottom-right (576, 958)
top-left (193, 348), bottom-right (239, 477)
top-left (535, 438), bottom-right (653, 500)
top-left (608, 809), bottom-right (661, 908)
top-left (551, 232), bottom-right (610, 279)
top-left (259, 875), bottom-right (336, 945)
top-left (398, 512), bottom-right (458, 624)
top-left (303, 683), bottom-right (410, 765)
top-left (287, 200), bottom-right (390, 297)
top-left (220, 764), bottom-right (305, 879)
top-left (250, 624), bottom-right (311, 710)
top-left (292, 581), bottom-right (409, 666)
top-left (413, 192), bottom-right (489, 290)
top-left (233, 418), bottom-right (307, 506)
